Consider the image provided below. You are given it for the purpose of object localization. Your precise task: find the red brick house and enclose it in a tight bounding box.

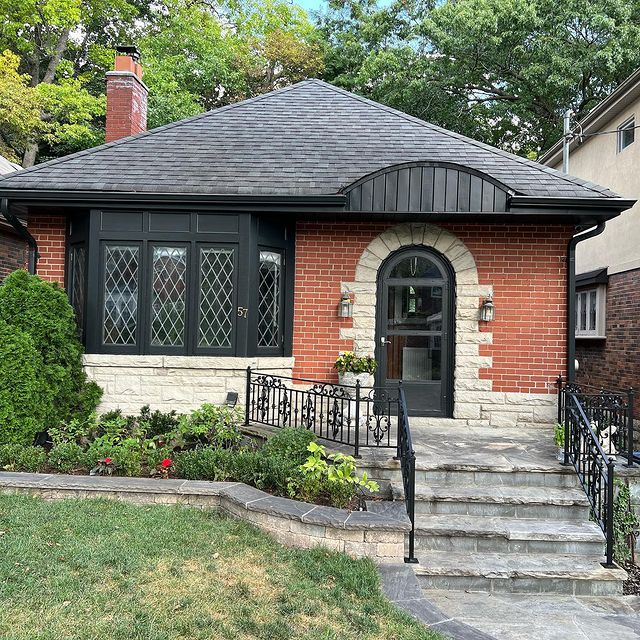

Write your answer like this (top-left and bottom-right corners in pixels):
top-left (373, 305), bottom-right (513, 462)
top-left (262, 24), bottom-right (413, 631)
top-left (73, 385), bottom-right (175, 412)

top-left (0, 49), bottom-right (634, 422)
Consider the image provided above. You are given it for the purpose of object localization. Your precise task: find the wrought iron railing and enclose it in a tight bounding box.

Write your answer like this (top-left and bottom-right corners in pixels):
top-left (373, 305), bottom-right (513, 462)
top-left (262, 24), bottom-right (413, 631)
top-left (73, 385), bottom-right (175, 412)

top-left (397, 383), bottom-right (417, 563)
top-left (245, 368), bottom-right (417, 563)
top-left (560, 388), bottom-right (615, 565)
top-left (246, 368), bottom-right (399, 457)
top-left (557, 377), bottom-right (636, 467)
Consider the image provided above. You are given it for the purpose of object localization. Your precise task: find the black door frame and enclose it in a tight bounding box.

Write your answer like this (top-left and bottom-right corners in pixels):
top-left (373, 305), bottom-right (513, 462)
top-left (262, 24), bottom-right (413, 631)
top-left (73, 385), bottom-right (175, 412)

top-left (374, 246), bottom-right (456, 417)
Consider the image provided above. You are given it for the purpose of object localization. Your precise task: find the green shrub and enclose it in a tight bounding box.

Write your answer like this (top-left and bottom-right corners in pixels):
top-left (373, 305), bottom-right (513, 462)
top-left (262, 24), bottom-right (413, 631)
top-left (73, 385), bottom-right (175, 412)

top-left (48, 414), bottom-right (97, 446)
top-left (171, 404), bottom-right (243, 449)
top-left (137, 405), bottom-right (180, 439)
top-left (0, 270), bottom-right (102, 428)
top-left (48, 443), bottom-right (89, 473)
top-left (174, 447), bottom-right (234, 481)
top-left (0, 444), bottom-right (47, 472)
top-left (86, 437), bottom-right (142, 476)
top-left (0, 319), bottom-right (52, 445)
top-left (261, 427), bottom-right (316, 465)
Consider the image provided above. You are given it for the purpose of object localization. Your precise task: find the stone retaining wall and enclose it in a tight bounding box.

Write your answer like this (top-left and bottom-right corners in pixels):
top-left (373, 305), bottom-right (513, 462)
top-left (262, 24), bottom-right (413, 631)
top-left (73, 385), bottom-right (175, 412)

top-left (84, 355), bottom-right (295, 414)
top-left (0, 473), bottom-right (409, 561)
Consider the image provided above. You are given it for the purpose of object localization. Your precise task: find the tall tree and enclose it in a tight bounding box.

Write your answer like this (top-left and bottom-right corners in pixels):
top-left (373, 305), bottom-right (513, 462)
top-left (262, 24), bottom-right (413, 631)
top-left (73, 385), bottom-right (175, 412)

top-left (318, 0), bottom-right (640, 155)
top-left (0, 50), bottom-right (43, 163)
top-left (0, 0), bottom-right (148, 165)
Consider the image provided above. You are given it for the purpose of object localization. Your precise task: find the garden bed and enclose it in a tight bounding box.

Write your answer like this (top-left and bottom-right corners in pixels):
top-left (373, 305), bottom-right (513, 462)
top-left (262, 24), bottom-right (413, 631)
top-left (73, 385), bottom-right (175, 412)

top-left (0, 404), bottom-right (382, 511)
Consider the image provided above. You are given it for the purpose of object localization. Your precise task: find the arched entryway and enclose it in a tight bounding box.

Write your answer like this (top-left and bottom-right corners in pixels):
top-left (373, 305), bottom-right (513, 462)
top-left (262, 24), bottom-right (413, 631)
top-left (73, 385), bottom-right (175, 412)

top-left (375, 247), bottom-right (455, 416)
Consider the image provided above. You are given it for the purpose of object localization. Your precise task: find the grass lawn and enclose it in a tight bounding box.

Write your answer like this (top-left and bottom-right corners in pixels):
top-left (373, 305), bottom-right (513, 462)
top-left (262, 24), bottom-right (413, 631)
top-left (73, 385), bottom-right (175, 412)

top-left (0, 495), bottom-right (443, 640)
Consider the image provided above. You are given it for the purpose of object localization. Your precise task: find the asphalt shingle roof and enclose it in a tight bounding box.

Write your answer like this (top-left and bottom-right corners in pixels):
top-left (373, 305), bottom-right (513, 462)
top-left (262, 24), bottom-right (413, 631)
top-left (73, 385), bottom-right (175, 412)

top-left (0, 80), bottom-right (617, 199)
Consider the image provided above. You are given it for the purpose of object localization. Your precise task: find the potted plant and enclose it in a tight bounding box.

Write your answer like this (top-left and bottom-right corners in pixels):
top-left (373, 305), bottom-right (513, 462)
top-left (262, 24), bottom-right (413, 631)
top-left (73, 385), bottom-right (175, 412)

top-left (333, 352), bottom-right (378, 393)
top-left (554, 423), bottom-right (565, 462)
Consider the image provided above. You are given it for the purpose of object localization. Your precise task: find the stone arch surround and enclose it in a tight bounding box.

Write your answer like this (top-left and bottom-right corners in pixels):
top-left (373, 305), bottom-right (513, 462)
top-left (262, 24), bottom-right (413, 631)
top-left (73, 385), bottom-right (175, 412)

top-left (339, 223), bottom-right (556, 426)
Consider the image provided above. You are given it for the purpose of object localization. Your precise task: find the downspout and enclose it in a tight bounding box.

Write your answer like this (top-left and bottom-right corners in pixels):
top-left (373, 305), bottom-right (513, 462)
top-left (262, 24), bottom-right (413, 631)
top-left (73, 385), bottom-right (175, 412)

top-left (566, 222), bottom-right (605, 381)
top-left (1, 198), bottom-right (39, 274)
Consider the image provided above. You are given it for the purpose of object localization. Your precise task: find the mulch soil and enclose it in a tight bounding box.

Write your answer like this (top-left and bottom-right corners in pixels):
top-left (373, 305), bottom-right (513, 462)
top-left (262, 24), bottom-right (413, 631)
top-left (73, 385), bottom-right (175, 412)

top-left (623, 562), bottom-right (640, 595)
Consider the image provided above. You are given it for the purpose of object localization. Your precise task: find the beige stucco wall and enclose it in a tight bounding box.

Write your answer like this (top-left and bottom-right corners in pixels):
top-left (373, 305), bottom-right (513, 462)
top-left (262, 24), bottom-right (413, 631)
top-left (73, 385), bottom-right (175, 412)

top-left (552, 101), bottom-right (640, 275)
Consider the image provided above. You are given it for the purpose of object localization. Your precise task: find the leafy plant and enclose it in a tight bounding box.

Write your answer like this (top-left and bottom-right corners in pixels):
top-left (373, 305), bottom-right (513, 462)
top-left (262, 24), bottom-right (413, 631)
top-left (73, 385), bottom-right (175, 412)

top-left (0, 318), bottom-right (51, 445)
top-left (291, 442), bottom-right (380, 508)
top-left (48, 443), bottom-right (89, 474)
top-left (613, 480), bottom-right (639, 565)
top-left (48, 414), bottom-right (97, 446)
top-left (86, 437), bottom-right (143, 477)
top-left (90, 457), bottom-right (116, 477)
top-left (0, 444), bottom-right (47, 472)
top-left (333, 351), bottom-right (378, 375)
top-left (169, 404), bottom-right (243, 450)
top-left (554, 423), bottom-right (565, 448)
top-left (261, 427), bottom-right (316, 465)
top-left (0, 270), bottom-right (102, 430)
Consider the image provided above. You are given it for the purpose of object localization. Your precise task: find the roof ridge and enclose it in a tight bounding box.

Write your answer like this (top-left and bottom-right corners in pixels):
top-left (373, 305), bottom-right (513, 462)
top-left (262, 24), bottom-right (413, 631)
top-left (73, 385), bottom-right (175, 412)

top-left (312, 80), bottom-right (613, 198)
top-left (0, 81), bottom-right (308, 183)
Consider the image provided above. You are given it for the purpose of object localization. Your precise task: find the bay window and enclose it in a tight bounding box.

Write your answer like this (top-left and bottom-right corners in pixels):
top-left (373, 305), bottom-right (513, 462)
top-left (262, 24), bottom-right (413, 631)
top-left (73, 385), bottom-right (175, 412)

top-left (72, 210), bottom-right (293, 357)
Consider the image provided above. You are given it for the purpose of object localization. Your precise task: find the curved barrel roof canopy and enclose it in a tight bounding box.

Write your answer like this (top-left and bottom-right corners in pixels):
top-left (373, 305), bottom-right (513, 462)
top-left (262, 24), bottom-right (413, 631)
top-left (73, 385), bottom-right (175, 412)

top-left (0, 79), bottom-right (623, 203)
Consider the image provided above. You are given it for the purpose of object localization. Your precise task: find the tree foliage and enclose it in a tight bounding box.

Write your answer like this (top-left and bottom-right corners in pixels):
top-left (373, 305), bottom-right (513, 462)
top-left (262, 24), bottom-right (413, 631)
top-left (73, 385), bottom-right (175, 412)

top-left (319, 0), bottom-right (640, 155)
top-left (0, 0), bottom-right (323, 164)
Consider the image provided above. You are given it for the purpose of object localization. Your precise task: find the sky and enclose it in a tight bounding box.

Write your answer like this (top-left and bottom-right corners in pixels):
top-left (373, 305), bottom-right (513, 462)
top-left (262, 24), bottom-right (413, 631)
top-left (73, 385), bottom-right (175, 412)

top-left (293, 0), bottom-right (326, 15)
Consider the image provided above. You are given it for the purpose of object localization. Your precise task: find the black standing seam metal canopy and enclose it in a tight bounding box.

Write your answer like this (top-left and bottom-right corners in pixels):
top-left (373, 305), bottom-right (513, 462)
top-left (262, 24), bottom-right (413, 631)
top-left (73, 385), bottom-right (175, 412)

top-left (0, 79), bottom-right (632, 211)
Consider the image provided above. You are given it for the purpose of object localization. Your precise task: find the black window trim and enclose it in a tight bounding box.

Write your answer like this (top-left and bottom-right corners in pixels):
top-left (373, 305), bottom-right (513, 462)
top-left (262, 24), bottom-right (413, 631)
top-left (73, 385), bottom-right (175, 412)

top-left (82, 208), bottom-right (293, 358)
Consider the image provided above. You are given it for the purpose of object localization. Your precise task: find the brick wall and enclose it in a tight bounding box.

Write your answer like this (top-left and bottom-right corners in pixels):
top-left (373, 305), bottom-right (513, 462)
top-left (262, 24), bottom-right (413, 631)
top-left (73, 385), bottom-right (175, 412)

top-left (29, 214), bottom-right (66, 283)
top-left (293, 221), bottom-right (572, 395)
top-left (576, 267), bottom-right (640, 416)
top-left (105, 73), bottom-right (148, 143)
top-left (0, 229), bottom-right (27, 279)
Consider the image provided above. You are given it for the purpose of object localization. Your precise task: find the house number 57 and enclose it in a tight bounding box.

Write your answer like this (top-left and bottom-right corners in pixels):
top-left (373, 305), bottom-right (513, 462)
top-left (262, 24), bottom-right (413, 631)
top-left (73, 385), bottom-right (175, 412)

top-left (237, 306), bottom-right (249, 318)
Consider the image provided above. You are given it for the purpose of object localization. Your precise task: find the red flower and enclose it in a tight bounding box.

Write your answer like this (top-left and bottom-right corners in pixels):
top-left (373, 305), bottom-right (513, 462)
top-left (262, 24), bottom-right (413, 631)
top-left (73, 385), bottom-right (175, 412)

top-left (160, 459), bottom-right (172, 468)
top-left (103, 457), bottom-right (112, 464)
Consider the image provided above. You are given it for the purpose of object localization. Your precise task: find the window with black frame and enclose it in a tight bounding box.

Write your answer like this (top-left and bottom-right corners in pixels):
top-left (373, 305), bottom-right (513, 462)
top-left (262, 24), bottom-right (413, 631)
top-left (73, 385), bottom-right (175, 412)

top-left (90, 211), bottom-right (291, 356)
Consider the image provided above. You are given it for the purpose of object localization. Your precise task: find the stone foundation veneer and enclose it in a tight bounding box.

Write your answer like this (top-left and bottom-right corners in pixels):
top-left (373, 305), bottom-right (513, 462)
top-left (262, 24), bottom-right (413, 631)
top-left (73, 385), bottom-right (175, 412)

top-left (341, 222), bottom-right (558, 428)
top-left (84, 354), bottom-right (294, 414)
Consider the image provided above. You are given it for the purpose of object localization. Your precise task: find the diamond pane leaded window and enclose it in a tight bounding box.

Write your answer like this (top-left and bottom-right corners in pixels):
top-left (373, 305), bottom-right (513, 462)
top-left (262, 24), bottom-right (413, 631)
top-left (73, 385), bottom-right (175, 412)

top-left (151, 246), bottom-right (187, 347)
top-left (258, 251), bottom-right (282, 348)
top-left (199, 247), bottom-right (234, 348)
top-left (70, 245), bottom-right (86, 334)
top-left (103, 245), bottom-right (139, 345)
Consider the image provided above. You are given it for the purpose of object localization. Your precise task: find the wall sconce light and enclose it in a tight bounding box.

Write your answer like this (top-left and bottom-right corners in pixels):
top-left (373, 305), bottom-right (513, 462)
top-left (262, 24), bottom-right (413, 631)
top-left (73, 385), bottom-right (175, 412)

top-left (338, 290), bottom-right (354, 318)
top-left (480, 295), bottom-right (495, 322)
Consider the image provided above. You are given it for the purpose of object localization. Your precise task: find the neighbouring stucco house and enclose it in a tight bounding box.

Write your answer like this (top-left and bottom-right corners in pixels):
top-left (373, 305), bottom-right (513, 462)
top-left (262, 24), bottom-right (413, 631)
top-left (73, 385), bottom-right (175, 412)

top-left (0, 154), bottom-right (26, 278)
top-left (541, 69), bottom-right (640, 412)
top-left (0, 47), bottom-right (634, 423)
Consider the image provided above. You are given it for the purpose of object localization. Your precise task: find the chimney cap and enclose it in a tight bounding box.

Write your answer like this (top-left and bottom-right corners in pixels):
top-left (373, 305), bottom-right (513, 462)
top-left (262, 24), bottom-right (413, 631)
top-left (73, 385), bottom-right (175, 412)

top-left (115, 45), bottom-right (141, 63)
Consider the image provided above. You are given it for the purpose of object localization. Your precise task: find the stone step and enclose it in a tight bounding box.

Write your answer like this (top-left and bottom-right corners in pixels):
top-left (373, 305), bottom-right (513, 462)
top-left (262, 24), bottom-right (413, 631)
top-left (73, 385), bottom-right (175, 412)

top-left (413, 467), bottom-right (576, 489)
top-left (394, 483), bottom-right (590, 519)
top-left (413, 551), bottom-right (626, 595)
top-left (413, 514), bottom-right (605, 555)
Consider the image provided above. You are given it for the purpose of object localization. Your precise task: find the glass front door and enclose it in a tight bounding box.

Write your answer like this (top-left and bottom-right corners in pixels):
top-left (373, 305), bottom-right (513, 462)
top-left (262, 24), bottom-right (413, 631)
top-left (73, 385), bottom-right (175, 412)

top-left (376, 249), bottom-right (453, 416)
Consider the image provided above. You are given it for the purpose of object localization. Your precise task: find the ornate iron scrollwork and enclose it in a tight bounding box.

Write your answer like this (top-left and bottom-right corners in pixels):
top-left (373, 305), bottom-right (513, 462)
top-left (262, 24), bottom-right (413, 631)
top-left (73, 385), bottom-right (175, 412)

top-left (278, 388), bottom-right (291, 426)
top-left (301, 396), bottom-right (315, 430)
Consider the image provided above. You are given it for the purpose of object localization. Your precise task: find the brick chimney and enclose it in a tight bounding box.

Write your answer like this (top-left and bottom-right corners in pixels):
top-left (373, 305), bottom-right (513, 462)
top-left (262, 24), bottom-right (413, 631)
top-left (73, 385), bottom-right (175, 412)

top-left (105, 45), bottom-right (148, 143)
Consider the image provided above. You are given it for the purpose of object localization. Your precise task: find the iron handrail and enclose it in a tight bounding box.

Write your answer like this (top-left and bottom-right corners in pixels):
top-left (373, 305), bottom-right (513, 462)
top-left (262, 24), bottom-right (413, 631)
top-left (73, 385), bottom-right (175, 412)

top-left (560, 385), bottom-right (615, 566)
top-left (557, 376), bottom-right (635, 467)
top-left (245, 368), bottom-right (400, 455)
top-left (397, 383), bottom-right (417, 563)
top-left (245, 367), bottom-right (417, 563)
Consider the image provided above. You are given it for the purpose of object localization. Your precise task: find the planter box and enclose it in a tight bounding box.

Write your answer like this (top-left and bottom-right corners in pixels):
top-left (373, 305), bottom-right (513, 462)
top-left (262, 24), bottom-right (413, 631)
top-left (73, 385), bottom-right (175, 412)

top-left (338, 372), bottom-right (372, 396)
